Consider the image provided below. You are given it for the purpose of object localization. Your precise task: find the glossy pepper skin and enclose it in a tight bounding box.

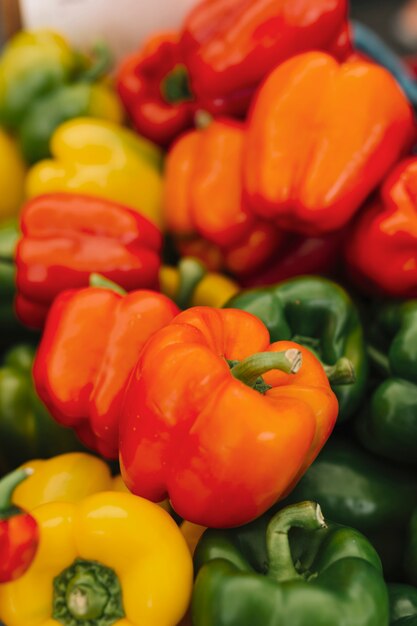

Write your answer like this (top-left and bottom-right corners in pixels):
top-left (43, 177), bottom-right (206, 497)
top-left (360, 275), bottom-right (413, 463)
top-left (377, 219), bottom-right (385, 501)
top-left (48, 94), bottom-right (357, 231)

top-left (283, 437), bottom-right (417, 580)
top-left (15, 193), bottom-right (162, 329)
top-left (0, 492), bottom-right (193, 626)
top-left (0, 30), bottom-right (123, 164)
top-left (244, 51), bottom-right (414, 235)
top-left (26, 118), bottom-right (164, 228)
top-left (0, 129), bottom-right (25, 222)
top-left (119, 307), bottom-right (338, 528)
top-left (181, 0), bottom-right (351, 106)
top-left (388, 584), bottom-right (417, 625)
top-left (34, 283), bottom-right (179, 459)
top-left (346, 159), bottom-right (417, 299)
top-left (356, 301), bottom-right (417, 465)
top-left (164, 117), bottom-right (282, 277)
top-left (0, 345), bottom-right (84, 473)
top-left (227, 276), bottom-right (366, 421)
top-left (192, 501), bottom-right (389, 626)
top-left (0, 468), bottom-right (39, 584)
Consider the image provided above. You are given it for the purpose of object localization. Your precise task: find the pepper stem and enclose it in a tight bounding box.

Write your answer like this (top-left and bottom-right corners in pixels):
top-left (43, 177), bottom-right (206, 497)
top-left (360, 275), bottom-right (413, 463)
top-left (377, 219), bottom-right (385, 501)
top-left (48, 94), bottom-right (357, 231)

top-left (0, 468), bottom-right (33, 515)
top-left (80, 42), bottom-right (113, 82)
top-left (89, 273), bottom-right (127, 296)
top-left (230, 349), bottom-right (302, 390)
top-left (195, 110), bottom-right (213, 130)
top-left (175, 257), bottom-right (207, 309)
top-left (267, 502), bottom-right (327, 583)
top-left (323, 357), bottom-right (356, 385)
top-left (161, 64), bottom-right (192, 104)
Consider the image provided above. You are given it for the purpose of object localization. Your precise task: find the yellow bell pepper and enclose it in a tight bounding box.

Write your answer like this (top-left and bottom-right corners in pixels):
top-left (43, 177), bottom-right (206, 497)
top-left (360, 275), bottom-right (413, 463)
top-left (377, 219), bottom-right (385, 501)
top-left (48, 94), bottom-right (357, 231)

top-left (25, 118), bottom-right (164, 228)
top-left (160, 257), bottom-right (239, 309)
top-left (180, 521), bottom-right (206, 556)
top-left (0, 492), bottom-right (193, 626)
top-left (0, 128), bottom-right (25, 221)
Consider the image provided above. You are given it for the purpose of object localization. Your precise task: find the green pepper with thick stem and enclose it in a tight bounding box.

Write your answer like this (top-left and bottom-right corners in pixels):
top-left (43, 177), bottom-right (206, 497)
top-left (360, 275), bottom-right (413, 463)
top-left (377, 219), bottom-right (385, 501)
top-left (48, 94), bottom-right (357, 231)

top-left (226, 276), bottom-right (366, 421)
top-left (389, 584), bottom-right (417, 624)
top-left (192, 501), bottom-right (389, 626)
top-left (0, 30), bottom-right (123, 163)
top-left (356, 300), bottom-right (417, 464)
top-left (282, 436), bottom-right (417, 580)
top-left (0, 345), bottom-right (84, 473)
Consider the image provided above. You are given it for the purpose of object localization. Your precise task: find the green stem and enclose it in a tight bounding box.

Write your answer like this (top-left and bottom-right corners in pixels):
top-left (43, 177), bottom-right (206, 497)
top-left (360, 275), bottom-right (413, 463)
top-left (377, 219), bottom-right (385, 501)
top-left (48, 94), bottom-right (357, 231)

top-left (0, 467), bottom-right (33, 516)
top-left (230, 349), bottom-right (302, 390)
top-left (367, 344), bottom-right (391, 377)
top-left (80, 42), bottom-right (113, 82)
top-left (89, 273), bottom-right (127, 296)
top-left (175, 257), bottom-right (207, 309)
top-left (267, 502), bottom-right (326, 583)
top-left (161, 64), bottom-right (192, 104)
top-left (324, 357), bottom-right (356, 385)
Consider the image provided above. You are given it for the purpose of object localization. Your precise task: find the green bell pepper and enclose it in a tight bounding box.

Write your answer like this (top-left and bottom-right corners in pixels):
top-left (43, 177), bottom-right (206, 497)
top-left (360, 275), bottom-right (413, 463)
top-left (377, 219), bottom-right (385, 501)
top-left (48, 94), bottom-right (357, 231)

top-left (356, 301), bottom-right (417, 465)
top-left (282, 437), bottom-right (417, 579)
top-left (193, 501), bottom-right (389, 626)
top-left (227, 276), bottom-right (367, 421)
top-left (389, 584), bottom-right (417, 625)
top-left (0, 344), bottom-right (84, 473)
top-left (0, 30), bottom-right (123, 163)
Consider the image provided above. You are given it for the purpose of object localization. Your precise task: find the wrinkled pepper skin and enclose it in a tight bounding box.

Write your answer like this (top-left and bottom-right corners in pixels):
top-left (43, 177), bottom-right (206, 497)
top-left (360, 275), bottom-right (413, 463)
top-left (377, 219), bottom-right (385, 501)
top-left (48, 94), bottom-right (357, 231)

top-left (164, 118), bottom-right (282, 277)
top-left (356, 301), bottom-right (417, 465)
top-left (283, 437), bottom-right (417, 580)
top-left (346, 159), bottom-right (417, 299)
top-left (0, 130), bottom-right (25, 222)
top-left (181, 0), bottom-right (351, 106)
top-left (192, 501), bottom-right (389, 626)
top-left (0, 346), bottom-right (84, 473)
top-left (244, 51), bottom-right (414, 235)
top-left (227, 276), bottom-right (367, 421)
top-left (0, 468), bottom-right (39, 584)
top-left (34, 285), bottom-right (179, 459)
top-left (26, 118), bottom-right (164, 228)
top-left (0, 492), bottom-right (193, 626)
top-left (0, 30), bottom-right (123, 163)
top-left (119, 307), bottom-right (338, 528)
top-left (389, 584), bottom-right (417, 625)
top-left (15, 193), bottom-right (162, 329)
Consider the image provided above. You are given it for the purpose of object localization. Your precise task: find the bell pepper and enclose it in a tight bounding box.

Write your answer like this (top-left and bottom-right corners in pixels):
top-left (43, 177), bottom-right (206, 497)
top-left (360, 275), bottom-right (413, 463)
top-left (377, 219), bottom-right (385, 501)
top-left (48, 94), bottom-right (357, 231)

top-left (34, 279), bottom-right (179, 459)
top-left (180, 0), bottom-right (351, 107)
top-left (244, 51), bottom-right (414, 235)
top-left (0, 129), bottom-right (25, 222)
top-left (25, 118), bottom-right (164, 228)
top-left (389, 584), bottom-right (417, 625)
top-left (119, 306), bottom-right (338, 527)
top-left (0, 467), bottom-right (39, 584)
top-left (0, 491), bottom-right (193, 626)
top-left (192, 501), bottom-right (389, 626)
top-left (406, 511), bottom-right (417, 587)
top-left (227, 276), bottom-right (365, 421)
top-left (346, 158), bottom-right (417, 299)
top-left (0, 345), bottom-right (84, 473)
top-left (164, 116), bottom-right (282, 277)
top-left (15, 193), bottom-right (162, 329)
top-left (0, 30), bottom-right (123, 164)
top-left (160, 257), bottom-right (239, 309)
top-left (283, 436), bottom-right (417, 580)
top-left (356, 300), bottom-right (417, 465)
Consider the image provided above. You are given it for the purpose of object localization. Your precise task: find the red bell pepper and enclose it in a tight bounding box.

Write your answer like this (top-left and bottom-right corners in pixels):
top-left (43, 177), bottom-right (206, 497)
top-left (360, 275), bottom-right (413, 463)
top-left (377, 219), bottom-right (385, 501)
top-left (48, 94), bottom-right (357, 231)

top-left (15, 193), bottom-right (162, 329)
top-left (119, 307), bottom-right (338, 527)
top-left (180, 0), bottom-right (351, 106)
top-left (346, 158), bottom-right (417, 298)
top-left (33, 279), bottom-right (179, 459)
top-left (0, 468), bottom-right (39, 583)
top-left (244, 51), bottom-right (415, 235)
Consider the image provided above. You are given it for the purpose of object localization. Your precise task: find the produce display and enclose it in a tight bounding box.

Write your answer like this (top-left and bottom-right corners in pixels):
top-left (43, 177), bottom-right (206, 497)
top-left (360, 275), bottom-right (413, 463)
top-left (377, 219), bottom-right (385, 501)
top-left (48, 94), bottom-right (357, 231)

top-left (1, 0), bottom-right (417, 624)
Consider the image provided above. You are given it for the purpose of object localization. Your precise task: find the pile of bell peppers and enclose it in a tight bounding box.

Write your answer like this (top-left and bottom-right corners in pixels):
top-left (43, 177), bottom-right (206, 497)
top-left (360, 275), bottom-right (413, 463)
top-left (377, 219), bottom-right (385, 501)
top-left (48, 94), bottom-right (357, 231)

top-left (2, 0), bottom-right (417, 624)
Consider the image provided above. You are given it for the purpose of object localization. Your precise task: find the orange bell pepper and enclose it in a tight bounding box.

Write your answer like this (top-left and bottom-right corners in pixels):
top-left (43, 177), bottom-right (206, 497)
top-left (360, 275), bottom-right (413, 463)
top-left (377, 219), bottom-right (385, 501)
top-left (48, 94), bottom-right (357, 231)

top-left (119, 307), bottom-right (338, 528)
top-left (164, 116), bottom-right (282, 277)
top-left (245, 51), bottom-right (415, 235)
